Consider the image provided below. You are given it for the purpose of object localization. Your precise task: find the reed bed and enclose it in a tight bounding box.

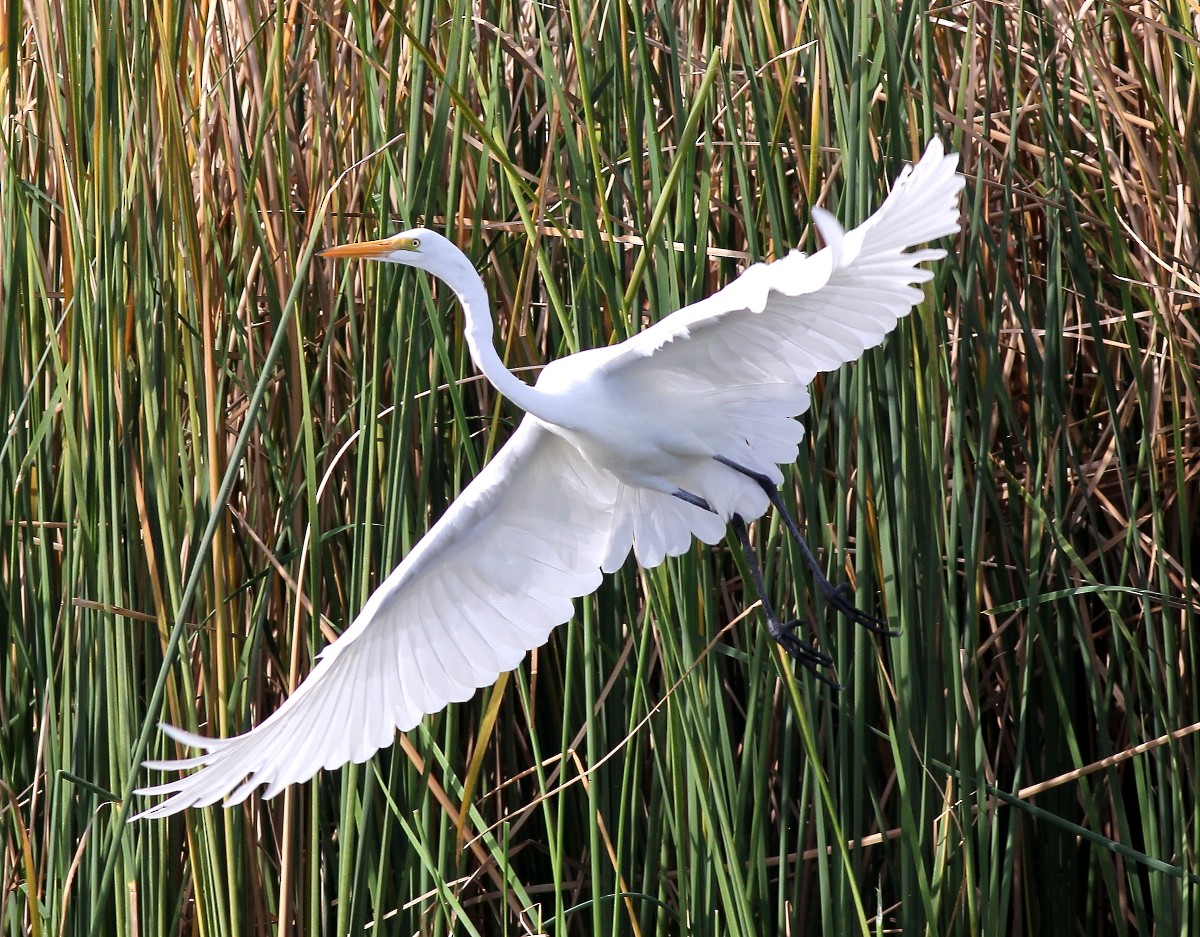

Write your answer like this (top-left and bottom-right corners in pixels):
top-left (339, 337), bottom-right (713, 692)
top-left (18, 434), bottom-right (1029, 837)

top-left (2, 0), bottom-right (1198, 933)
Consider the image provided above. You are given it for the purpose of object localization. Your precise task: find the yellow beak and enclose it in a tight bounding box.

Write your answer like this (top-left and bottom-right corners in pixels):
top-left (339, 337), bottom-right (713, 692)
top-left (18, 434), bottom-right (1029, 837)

top-left (319, 235), bottom-right (420, 259)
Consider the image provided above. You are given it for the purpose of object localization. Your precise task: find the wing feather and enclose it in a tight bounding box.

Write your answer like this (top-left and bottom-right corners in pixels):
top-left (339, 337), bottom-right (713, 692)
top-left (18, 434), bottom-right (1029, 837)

top-left (606, 138), bottom-right (962, 383)
top-left (135, 418), bottom-right (617, 819)
top-left (594, 138), bottom-right (963, 561)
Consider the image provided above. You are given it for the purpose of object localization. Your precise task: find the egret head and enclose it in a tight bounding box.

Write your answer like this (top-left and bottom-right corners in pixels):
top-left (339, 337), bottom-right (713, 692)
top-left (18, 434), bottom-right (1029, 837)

top-left (320, 227), bottom-right (458, 274)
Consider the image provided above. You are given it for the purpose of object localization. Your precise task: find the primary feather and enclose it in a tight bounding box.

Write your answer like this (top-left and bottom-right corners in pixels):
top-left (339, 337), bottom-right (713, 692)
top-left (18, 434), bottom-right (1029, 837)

top-left (137, 138), bottom-right (963, 818)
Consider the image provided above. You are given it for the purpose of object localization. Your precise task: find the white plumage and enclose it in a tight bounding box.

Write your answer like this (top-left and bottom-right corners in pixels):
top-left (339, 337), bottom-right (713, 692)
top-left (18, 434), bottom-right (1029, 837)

top-left (135, 138), bottom-right (963, 819)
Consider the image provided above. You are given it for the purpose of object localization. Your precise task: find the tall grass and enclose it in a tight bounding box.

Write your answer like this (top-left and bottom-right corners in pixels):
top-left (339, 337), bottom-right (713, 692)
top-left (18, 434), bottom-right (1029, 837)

top-left (3, 0), bottom-right (1198, 934)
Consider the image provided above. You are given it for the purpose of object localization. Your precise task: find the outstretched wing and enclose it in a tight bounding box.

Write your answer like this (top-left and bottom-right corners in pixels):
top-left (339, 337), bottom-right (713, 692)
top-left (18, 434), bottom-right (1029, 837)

top-left (136, 418), bottom-right (617, 819)
top-left (609, 138), bottom-right (962, 382)
top-left (595, 138), bottom-right (963, 563)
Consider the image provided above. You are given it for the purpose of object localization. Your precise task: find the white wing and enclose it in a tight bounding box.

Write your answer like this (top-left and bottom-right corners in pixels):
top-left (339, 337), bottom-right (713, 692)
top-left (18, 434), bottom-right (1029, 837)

top-left (595, 138), bottom-right (964, 565)
top-left (135, 418), bottom-right (617, 819)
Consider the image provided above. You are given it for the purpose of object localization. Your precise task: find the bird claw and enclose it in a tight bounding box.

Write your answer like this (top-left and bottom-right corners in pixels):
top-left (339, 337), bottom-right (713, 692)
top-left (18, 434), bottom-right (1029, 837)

top-left (766, 616), bottom-right (842, 689)
top-left (822, 582), bottom-right (901, 637)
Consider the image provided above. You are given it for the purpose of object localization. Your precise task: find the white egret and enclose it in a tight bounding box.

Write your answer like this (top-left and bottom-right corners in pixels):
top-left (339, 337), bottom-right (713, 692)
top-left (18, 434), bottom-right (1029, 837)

top-left (135, 138), bottom-right (963, 819)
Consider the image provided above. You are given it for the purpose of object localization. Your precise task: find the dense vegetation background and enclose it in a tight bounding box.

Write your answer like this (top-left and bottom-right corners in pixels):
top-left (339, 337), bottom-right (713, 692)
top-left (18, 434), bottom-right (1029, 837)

top-left (3, 0), bottom-right (1198, 933)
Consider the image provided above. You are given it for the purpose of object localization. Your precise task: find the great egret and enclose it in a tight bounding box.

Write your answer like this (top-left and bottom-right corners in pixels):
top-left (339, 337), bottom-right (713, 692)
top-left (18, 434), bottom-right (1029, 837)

top-left (135, 138), bottom-right (963, 819)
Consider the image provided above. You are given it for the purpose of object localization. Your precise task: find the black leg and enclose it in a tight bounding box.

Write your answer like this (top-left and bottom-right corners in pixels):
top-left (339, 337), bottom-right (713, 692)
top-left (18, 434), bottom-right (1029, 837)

top-left (731, 515), bottom-right (841, 689)
top-left (672, 489), bottom-right (714, 512)
top-left (715, 456), bottom-right (899, 637)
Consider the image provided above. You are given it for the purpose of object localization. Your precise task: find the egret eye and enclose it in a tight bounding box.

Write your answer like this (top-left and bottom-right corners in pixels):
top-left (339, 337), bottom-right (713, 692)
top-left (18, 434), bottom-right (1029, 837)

top-left (412, 238), bottom-right (421, 249)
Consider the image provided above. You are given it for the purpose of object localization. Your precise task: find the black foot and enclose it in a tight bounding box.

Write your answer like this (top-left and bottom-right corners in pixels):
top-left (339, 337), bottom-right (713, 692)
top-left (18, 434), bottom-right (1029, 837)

top-left (765, 615), bottom-right (842, 690)
top-left (820, 582), bottom-right (901, 637)
top-left (731, 512), bottom-right (843, 690)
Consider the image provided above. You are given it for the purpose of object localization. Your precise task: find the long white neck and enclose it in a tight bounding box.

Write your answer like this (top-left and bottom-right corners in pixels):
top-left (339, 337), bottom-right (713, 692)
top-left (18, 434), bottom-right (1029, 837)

top-left (433, 254), bottom-right (575, 427)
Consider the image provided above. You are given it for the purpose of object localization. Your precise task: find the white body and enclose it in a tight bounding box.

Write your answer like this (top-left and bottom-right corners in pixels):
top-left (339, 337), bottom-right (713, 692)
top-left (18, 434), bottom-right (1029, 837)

top-left (136, 139), bottom-right (964, 818)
